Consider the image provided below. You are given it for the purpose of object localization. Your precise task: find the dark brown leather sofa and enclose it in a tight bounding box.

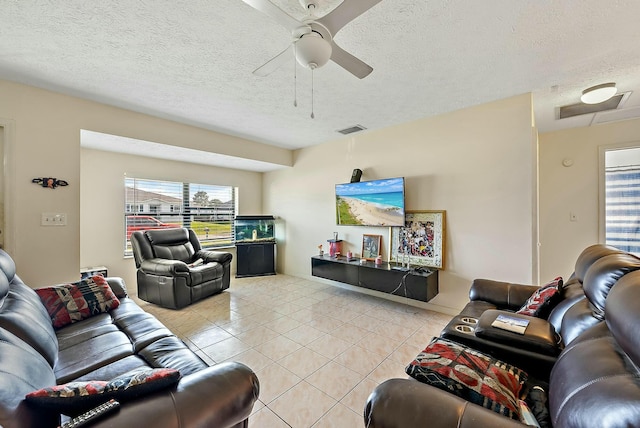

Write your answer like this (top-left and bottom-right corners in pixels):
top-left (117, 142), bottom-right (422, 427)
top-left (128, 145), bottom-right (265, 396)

top-left (131, 228), bottom-right (233, 309)
top-left (0, 249), bottom-right (258, 428)
top-left (364, 245), bottom-right (640, 427)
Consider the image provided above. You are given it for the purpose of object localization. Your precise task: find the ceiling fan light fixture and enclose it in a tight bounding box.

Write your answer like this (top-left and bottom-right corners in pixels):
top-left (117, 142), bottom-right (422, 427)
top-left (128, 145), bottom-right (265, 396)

top-left (295, 32), bottom-right (332, 69)
top-left (581, 82), bottom-right (617, 104)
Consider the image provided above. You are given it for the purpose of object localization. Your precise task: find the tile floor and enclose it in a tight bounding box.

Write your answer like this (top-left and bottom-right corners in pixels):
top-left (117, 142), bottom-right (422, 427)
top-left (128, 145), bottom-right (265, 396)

top-left (132, 274), bottom-right (451, 428)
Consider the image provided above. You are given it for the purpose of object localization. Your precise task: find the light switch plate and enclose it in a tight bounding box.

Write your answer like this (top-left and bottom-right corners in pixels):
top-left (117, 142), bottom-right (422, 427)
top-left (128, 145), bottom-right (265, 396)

top-left (41, 213), bottom-right (67, 226)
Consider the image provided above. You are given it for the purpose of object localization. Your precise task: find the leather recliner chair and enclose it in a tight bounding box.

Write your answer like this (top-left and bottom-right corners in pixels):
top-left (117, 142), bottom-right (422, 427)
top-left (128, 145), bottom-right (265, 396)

top-left (131, 228), bottom-right (233, 309)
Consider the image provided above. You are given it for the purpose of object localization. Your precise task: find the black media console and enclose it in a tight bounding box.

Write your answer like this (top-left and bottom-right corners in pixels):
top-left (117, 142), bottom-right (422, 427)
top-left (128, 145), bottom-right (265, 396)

top-left (311, 255), bottom-right (438, 303)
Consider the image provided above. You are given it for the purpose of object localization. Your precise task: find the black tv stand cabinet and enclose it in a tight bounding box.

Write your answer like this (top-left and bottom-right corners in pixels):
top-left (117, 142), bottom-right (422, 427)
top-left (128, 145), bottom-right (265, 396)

top-left (311, 255), bottom-right (438, 303)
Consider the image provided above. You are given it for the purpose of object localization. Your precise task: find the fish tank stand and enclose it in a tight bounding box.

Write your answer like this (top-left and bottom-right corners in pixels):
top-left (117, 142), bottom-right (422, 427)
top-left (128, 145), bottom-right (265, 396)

top-left (235, 215), bottom-right (276, 278)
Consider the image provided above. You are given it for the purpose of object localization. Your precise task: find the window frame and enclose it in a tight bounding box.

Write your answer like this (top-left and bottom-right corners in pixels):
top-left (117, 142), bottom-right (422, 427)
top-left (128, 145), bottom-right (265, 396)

top-left (124, 178), bottom-right (236, 256)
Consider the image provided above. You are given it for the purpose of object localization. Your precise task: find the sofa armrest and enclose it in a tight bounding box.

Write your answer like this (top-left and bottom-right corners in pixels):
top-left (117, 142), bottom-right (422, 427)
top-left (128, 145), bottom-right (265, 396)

top-left (469, 279), bottom-right (539, 310)
top-left (91, 362), bottom-right (259, 428)
top-left (139, 259), bottom-right (189, 276)
top-left (365, 378), bottom-right (524, 428)
top-left (474, 310), bottom-right (561, 356)
top-left (197, 250), bottom-right (233, 265)
top-left (105, 277), bottom-right (128, 298)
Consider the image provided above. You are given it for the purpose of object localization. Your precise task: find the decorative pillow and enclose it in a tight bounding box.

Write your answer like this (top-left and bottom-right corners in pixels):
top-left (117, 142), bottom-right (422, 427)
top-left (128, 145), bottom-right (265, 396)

top-left (25, 380), bottom-right (109, 415)
top-left (35, 275), bottom-right (120, 328)
top-left (516, 277), bottom-right (563, 318)
top-left (104, 367), bottom-right (181, 400)
top-left (25, 368), bottom-right (181, 416)
top-left (406, 337), bottom-right (527, 420)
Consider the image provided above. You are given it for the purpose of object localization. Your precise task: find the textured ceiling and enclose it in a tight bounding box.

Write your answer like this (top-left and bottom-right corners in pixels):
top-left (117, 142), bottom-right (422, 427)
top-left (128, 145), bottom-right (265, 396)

top-left (2, 0), bottom-right (640, 165)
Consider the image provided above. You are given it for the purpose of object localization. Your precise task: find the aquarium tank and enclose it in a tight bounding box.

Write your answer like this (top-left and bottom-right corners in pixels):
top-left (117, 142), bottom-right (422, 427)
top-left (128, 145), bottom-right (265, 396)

top-left (234, 215), bottom-right (275, 243)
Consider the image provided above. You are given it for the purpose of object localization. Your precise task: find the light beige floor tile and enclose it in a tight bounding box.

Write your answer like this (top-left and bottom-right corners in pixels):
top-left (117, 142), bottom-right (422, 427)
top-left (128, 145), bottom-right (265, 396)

top-left (254, 362), bottom-right (302, 404)
top-left (366, 358), bottom-right (410, 385)
top-left (312, 402), bottom-right (363, 428)
top-left (387, 341), bottom-right (423, 365)
top-left (306, 361), bottom-right (362, 401)
top-left (277, 347), bottom-right (331, 379)
top-left (284, 324), bottom-right (325, 345)
top-left (269, 381), bottom-right (337, 428)
top-left (307, 334), bottom-right (353, 359)
top-left (217, 316), bottom-right (262, 335)
top-left (187, 325), bottom-right (234, 349)
top-left (254, 335), bottom-right (303, 360)
top-left (357, 331), bottom-right (403, 356)
top-left (221, 348), bottom-right (273, 372)
top-left (333, 344), bottom-right (386, 376)
top-left (347, 314), bottom-right (383, 332)
top-left (235, 325), bottom-right (281, 347)
top-left (200, 336), bottom-right (251, 362)
top-left (307, 315), bottom-right (345, 334)
top-left (404, 331), bottom-right (436, 350)
top-left (248, 406), bottom-right (291, 428)
top-left (375, 320), bottom-right (418, 341)
top-left (245, 308), bottom-right (285, 324)
top-left (271, 301), bottom-right (304, 315)
top-left (263, 315), bottom-right (303, 334)
top-left (330, 323), bottom-right (370, 344)
top-left (341, 377), bottom-right (379, 415)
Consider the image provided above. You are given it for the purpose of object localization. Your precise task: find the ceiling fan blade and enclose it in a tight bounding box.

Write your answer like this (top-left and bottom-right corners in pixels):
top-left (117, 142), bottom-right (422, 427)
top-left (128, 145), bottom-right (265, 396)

top-left (317, 0), bottom-right (383, 35)
top-left (330, 42), bottom-right (373, 79)
top-left (252, 45), bottom-right (292, 77)
top-left (242, 0), bottom-right (302, 32)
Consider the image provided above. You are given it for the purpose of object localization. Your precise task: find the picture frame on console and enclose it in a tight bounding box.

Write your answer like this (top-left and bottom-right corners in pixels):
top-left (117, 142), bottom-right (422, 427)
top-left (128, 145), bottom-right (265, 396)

top-left (390, 210), bottom-right (446, 269)
top-left (362, 234), bottom-right (382, 260)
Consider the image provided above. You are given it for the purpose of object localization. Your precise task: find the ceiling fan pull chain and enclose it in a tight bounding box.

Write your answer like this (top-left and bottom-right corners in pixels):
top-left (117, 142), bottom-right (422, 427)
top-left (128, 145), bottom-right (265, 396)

top-left (293, 44), bottom-right (298, 107)
top-left (311, 68), bottom-right (315, 119)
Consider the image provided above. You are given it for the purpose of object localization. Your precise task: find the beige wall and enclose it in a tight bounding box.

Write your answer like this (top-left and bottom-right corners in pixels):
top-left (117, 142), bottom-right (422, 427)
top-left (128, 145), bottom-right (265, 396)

top-left (264, 94), bottom-right (538, 314)
top-left (0, 79), bottom-right (290, 286)
top-left (538, 117), bottom-right (640, 280)
top-left (80, 148), bottom-right (263, 289)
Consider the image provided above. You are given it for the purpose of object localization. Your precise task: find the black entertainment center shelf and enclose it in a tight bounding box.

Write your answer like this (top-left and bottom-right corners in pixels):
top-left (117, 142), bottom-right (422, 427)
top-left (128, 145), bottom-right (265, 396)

top-left (311, 255), bottom-right (438, 303)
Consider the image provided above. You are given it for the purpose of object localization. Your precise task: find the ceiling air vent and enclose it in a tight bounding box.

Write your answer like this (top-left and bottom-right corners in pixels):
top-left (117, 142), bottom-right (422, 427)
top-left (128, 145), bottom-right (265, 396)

top-left (337, 125), bottom-right (367, 135)
top-left (558, 94), bottom-right (625, 119)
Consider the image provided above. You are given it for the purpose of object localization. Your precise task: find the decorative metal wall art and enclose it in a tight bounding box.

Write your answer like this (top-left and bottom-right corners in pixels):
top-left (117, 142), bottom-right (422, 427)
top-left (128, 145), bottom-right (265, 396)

top-left (32, 177), bottom-right (69, 189)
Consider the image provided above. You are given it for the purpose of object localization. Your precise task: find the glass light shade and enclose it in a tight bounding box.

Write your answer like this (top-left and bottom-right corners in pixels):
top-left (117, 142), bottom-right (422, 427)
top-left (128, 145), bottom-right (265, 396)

top-left (581, 83), bottom-right (617, 104)
top-left (295, 33), bottom-right (332, 69)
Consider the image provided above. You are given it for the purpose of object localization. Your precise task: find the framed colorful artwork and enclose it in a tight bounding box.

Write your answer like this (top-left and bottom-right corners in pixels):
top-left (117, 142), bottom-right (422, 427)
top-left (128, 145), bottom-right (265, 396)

top-left (390, 210), bottom-right (446, 269)
top-left (362, 234), bottom-right (382, 260)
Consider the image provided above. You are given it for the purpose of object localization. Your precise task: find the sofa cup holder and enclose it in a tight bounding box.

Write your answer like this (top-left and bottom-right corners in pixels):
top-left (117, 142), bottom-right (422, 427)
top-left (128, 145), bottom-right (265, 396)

top-left (454, 324), bottom-right (475, 334)
top-left (460, 317), bottom-right (478, 325)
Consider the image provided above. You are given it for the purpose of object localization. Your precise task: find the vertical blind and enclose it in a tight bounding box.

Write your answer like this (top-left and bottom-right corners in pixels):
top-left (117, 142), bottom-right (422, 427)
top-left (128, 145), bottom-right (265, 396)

top-left (605, 166), bottom-right (640, 254)
top-left (124, 178), bottom-right (236, 256)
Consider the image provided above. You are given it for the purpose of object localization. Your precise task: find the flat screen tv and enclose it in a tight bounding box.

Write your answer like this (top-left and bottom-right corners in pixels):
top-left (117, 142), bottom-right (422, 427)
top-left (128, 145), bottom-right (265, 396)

top-left (335, 177), bottom-right (405, 226)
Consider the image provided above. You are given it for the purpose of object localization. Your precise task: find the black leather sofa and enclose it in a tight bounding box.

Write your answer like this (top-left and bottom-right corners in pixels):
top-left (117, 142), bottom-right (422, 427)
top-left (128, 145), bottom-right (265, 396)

top-left (0, 249), bottom-right (258, 428)
top-left (438, 244), bottom-right (640, 379)
top-left (131, 228), bottom-right (233, 309)
top-left (364, 244), bottom-right (640, 427)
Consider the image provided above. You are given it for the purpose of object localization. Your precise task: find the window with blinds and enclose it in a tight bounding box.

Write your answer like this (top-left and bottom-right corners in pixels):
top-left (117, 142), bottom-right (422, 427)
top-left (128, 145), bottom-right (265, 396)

top-left (124, 178), bottom-right (236, 256)
top-left (605, 165), bottom-right (640, 254)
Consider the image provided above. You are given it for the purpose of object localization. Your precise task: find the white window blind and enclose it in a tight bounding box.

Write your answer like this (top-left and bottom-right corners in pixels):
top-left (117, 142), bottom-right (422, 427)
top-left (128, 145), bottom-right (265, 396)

top-left (605, 166), bottom-right (640, 254)
top-left (124, 178), bottom-right (236, 256)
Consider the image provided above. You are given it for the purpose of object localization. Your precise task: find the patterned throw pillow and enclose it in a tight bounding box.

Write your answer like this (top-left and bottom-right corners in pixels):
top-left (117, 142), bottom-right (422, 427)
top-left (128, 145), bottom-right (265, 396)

top-left (406, 337), bottom-right (527, 420)
top-left (25, 380), bottom-right (109, 415)
top-left (516, 277), bottom-right (563, 318)
top-left (35, 275), bottom-right (120, 328)
top-left (25, 368), bottom-right (180, 416)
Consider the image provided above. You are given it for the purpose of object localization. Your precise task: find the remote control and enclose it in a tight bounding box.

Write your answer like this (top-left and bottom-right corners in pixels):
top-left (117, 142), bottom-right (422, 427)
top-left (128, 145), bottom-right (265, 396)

top-left (59, 399), bottom-right (120, 428)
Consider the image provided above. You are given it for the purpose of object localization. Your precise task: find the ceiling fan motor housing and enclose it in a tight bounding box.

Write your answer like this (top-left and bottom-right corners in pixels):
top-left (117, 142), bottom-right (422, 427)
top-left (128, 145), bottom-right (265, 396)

top-left (295, 32), bottom-right (332, 69)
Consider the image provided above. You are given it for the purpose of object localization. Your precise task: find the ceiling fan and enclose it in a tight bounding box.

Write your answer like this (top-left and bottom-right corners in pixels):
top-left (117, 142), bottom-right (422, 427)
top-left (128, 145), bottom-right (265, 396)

top-left (242, 0), bottom-right (383, 79)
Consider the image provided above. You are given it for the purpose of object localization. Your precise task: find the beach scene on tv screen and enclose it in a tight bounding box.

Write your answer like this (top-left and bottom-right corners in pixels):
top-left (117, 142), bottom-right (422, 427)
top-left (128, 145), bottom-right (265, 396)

top-left (335, 178), bottom-right (405, 226)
